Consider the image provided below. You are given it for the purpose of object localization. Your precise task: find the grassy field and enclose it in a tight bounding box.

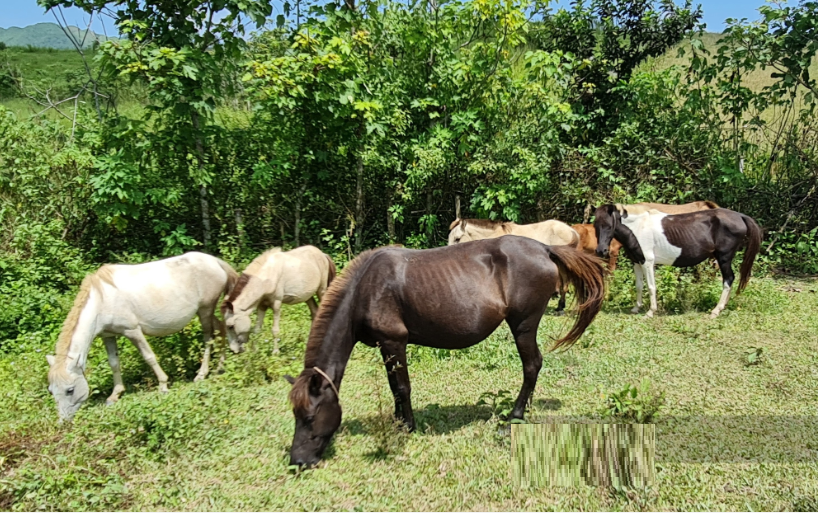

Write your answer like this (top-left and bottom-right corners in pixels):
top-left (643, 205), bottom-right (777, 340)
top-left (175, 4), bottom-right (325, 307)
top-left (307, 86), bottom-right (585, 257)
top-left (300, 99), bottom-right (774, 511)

top-left (1, 269), bottom-right (817, 511)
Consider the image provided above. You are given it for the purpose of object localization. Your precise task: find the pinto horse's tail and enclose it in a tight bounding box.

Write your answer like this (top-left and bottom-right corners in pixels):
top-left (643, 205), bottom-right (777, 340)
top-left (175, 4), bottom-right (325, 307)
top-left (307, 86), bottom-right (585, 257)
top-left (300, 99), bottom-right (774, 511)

top-left (738, 214), bottom-right (762, 293)
top-left (546, 245), bottom-right (606, 351)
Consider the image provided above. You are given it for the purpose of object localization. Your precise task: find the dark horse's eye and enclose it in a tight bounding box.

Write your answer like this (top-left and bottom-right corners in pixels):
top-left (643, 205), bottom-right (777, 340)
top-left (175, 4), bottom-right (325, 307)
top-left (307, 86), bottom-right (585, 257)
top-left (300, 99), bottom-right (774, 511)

top-left (304, 416), bottom-right (314, 424)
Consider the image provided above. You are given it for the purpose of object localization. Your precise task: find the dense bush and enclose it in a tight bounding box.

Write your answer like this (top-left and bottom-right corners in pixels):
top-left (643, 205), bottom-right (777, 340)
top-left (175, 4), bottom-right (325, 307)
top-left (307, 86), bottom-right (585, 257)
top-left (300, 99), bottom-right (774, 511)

top-left (2, 0), bottom-right (818, 354)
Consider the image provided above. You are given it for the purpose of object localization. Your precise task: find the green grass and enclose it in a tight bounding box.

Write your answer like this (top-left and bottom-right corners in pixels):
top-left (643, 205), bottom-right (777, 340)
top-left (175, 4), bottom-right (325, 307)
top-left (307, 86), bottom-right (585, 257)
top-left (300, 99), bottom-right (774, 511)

top-left (1, 272), bottom-right (817, 510)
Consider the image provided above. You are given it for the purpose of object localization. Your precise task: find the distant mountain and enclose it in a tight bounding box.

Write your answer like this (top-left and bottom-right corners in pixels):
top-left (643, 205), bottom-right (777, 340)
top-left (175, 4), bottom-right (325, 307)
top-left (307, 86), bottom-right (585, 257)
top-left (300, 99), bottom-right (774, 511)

top-left (0, 22), bottom-right (117, 50)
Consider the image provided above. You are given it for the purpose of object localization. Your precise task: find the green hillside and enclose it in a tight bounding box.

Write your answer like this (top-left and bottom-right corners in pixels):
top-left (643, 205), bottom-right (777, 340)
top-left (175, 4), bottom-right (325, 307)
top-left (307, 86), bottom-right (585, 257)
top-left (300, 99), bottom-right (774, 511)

top-left (0, 22), bottom-right (116, 49)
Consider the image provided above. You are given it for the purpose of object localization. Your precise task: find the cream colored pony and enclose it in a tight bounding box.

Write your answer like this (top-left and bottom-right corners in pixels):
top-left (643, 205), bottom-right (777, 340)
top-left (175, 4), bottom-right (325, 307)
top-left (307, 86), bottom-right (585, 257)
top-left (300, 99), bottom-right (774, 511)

top-left (221, 245), bottom-right (336, 354)
top-left (447, 218), bottom-right (580, 313)
top-left (47, 252), bottom-right (238, 422)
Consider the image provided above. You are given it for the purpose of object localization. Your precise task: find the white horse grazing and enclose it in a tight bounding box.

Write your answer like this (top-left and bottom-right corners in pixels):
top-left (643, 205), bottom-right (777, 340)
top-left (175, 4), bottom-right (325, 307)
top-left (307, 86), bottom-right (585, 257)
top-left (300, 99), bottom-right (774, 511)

top-left (47, 252), bottom-right (238, 421)
top-left (221, 245), bottom-right (336, 354)
top-left (448, 218), bottom-right (580, 313)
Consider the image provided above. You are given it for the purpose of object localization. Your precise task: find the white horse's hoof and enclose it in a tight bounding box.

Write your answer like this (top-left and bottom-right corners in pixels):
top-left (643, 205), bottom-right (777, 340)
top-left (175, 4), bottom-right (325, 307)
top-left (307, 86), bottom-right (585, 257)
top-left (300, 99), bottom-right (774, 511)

top-left (105, 399), bottom-right (117, 406)
top-left (194, 373), bottom-right (206, 382)
top-left (709, 311), bottom-right (720, 319)
top-left (644, 311), bottom-right (654, 319)
top-left (630, 307), bottom-right (641, 314)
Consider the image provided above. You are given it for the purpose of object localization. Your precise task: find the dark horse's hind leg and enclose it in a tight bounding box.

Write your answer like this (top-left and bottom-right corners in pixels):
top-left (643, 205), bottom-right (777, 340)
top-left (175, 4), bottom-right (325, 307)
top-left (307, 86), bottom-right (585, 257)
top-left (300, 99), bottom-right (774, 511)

top-left (508, 316), bottom-right (543, 419)
top-left (711, 250), bottom-right (737, 318)
top-left (380, 342), bottom-right (415, 431)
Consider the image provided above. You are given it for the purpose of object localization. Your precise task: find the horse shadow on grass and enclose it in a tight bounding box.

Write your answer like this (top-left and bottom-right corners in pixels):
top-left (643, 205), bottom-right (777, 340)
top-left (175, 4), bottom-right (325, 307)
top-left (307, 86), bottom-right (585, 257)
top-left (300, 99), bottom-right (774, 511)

top-left (342, 402), bottom-right (495, 438)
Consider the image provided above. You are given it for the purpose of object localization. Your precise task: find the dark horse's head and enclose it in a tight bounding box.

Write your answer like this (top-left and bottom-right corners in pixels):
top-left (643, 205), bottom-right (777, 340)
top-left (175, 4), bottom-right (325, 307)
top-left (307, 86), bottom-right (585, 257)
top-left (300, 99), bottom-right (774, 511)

top-left (593, 204), bottom-right (646, 264)
top-left (285, 369), bottom-right (342, 467)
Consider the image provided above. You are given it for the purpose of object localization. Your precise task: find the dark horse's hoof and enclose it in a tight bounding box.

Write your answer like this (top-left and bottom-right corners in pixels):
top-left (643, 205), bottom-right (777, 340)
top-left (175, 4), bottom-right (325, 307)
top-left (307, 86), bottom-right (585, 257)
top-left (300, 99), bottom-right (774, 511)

top-left (553, 310), bottom-right (566, 317)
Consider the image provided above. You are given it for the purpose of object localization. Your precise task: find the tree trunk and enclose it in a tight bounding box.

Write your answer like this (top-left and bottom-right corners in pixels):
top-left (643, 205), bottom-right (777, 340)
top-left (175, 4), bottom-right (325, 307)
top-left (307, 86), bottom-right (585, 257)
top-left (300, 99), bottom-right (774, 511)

top-left (455, 194), bottom-right (461, 219)
top-left (354, 156), bottom-right (365, 253)
top-left (235, 208), bottom-right (244, 250)
top-left (191, 110), bottom-right (211, 252)
top-left (426, 189), bottom-right (434, 244)
top-left (294, 180), bottom-right (308, 247)
top-left (387, 195), bottom-right (396, 242)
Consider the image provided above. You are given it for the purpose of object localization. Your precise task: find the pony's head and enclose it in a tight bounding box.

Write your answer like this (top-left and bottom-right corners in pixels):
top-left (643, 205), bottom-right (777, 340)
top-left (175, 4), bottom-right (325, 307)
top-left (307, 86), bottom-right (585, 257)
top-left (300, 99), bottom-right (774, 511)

top-left (221, 301), bottom-right (251, 353)
top-left (593, 204), bottom-right (621, 258)
top-left (593, 204), bottom-right (645, 264)
top-left (447, 219), bottom-right (468, 245)
top-left (46, 355), bottom-right (90, 422)
top-left (285, 368), bottom-right (342, 467)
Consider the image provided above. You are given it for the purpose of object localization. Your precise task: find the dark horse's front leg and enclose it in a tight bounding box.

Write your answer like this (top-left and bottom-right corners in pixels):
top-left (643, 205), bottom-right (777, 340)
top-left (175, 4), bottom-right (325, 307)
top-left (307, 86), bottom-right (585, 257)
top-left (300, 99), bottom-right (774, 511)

top-left (380, 342), bottom-right (414, 431)
top-left (508, 317), bottom-right (543, 419)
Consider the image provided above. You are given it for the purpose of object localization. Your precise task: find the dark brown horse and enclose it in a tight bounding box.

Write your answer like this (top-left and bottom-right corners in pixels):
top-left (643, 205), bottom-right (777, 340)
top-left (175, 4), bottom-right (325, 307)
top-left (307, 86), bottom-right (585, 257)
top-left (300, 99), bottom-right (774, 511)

top-left (285, 236), bottom-right (606, 466)
top-left (594, 205), bottom-right (762, 318)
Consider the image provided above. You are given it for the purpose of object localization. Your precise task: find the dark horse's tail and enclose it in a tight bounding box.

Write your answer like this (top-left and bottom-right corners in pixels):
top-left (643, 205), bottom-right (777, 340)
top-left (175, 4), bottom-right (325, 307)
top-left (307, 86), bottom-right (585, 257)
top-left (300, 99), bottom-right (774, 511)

top-left (738, 214), bottom-right (762, 293)
top-left (546, 245), bottom-right (606, 351)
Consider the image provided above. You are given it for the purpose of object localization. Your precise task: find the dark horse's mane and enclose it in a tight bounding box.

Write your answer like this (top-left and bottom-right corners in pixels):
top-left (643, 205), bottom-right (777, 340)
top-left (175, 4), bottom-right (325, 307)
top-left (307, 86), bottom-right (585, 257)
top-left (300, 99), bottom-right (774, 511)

top-left (290, 247), bottom-right (384, 412)
top-left (302, 247), bottom-right (383, 367)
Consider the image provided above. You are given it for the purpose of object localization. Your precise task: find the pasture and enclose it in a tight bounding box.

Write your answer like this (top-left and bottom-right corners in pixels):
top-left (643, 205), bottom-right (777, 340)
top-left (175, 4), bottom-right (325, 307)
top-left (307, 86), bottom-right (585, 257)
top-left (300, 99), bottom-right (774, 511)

top-left (1, 268), bottom-right (816, 511)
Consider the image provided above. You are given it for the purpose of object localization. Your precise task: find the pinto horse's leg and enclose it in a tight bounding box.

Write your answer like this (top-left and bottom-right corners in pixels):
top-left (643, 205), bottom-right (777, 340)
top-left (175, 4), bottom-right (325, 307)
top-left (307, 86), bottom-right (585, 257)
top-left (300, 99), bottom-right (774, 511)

top-left (642, 260), bottom-right (658, 318)
top-left (124, 328), bottom-right (169, 393)
top-left (508, 317), bottom-right (543, 420)
top-left (379, 341), bottom-right (414, 431)
top-left (631, 264), bottom-right (644, 314)
top-left (195, 305), bottom-right (216, 382)
top-left (103, 336), bottom-right (125, 405)
top-left (710, 251), bottom-right (737, 318)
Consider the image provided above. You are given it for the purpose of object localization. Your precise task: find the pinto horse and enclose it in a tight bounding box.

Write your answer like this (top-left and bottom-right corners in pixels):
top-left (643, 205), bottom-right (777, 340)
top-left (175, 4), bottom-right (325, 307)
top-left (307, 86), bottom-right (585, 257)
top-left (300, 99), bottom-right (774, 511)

top-left (594, 205), bottom-right (762, 318)
top-left (285, 237), bottom-right (605, 466)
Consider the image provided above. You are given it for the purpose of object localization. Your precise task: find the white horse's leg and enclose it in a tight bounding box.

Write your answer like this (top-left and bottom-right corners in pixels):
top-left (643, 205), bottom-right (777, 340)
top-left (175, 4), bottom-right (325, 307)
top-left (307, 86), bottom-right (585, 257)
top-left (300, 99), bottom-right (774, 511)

top-left (643, 261), bottom-right (658, 318)
top-left (254, 304), bottom-right (267, 333)
top-left (195, 306), bottom-right (216, 382)
top-left (124, 328), bottom-right (169, 393)
top-left (103, 336), bottom-right (126, 405)
top-left (272, 299), bottom-right (283, 354)
top-left (216, 336), bottom-right (227, 373)
top-left (306, 297), bottom-right (319, 319)
top-left (631, 264), bottom-right (644, 314)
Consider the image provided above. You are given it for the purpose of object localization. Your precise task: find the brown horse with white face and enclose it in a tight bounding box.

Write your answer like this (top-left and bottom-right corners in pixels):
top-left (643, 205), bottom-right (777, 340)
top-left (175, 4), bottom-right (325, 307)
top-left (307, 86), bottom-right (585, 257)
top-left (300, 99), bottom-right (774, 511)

top-left (285, 237), bottom-right (605, 467)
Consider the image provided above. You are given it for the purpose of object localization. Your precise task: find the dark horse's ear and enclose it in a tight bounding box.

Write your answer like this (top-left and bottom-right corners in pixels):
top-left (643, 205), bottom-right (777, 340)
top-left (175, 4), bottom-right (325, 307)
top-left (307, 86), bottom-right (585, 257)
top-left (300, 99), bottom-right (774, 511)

top-left (222, 300), bottom-right (234, 314)
top-left (284, 375), bottom-right (296, 385)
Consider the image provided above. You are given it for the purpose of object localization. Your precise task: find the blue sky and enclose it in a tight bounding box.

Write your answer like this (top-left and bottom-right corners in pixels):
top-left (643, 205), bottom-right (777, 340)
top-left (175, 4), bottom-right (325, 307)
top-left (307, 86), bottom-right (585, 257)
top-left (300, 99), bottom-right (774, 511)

top-left (1, 0), bottom-right (775, 33)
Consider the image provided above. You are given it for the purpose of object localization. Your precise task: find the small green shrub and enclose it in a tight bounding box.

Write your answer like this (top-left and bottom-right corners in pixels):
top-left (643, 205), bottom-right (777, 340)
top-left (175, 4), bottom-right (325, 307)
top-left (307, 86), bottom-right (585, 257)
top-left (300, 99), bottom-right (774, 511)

top-left (601, 379), bottom-right (665, 423)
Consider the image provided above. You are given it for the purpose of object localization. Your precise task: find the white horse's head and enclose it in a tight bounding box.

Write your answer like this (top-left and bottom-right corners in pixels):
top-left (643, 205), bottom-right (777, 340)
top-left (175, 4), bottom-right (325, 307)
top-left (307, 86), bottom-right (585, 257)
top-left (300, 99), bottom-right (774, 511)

top-left (46, 354), bottom-right (90, 422)
top-left (222, 304), bottom-right (252, 353)
top-left (448, 219), bottom-right (470, 245)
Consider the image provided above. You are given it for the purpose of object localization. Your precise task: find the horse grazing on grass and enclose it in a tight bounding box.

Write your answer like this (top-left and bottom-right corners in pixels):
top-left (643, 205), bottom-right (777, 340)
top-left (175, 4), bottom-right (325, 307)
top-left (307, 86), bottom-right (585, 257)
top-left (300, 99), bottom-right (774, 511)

top-left (221, 245), bottom-right (335, 354)
top-left (448, 218), bottom-right (580, 313)
top-left (47, 252), bottom-right (238, 421)
top-left (573, 224), bottom-right (622, 272)
top-left (594, 205), bottom-right (762, 319)
top-left (285, 237), bottom-right (606, 467)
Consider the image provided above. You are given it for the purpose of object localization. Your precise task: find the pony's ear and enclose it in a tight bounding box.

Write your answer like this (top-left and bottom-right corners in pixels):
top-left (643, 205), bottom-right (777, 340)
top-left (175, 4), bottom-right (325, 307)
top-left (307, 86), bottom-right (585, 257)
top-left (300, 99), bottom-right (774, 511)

top-left (308, 371), bottom-right (324, 396)
top-left (284, 374), bottom-right (296, 385)
top-left (46, 354), bottom-right (55, 366)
